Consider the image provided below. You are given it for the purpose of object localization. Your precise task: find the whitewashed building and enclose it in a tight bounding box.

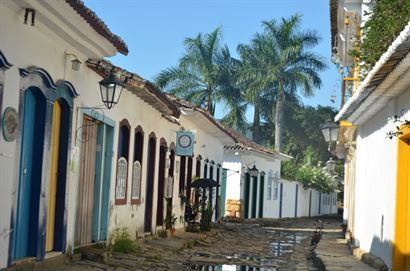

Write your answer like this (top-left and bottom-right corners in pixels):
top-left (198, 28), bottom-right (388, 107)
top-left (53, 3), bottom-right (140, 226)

top-left (331, 0), bottom-right (410, 269)
top-left (223, 131), bottom-right (337, 219)
top-left (0, 0), bottom-right (236, 268)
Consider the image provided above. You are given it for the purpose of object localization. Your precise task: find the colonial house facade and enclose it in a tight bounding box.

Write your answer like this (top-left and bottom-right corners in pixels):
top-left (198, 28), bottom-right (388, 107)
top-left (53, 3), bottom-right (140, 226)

top-left (0, 0), bottom-right (235, 268)
top-left (331, 0), bottom-right (410, 269)
top-left (223, 131), bottom-right (337, 220)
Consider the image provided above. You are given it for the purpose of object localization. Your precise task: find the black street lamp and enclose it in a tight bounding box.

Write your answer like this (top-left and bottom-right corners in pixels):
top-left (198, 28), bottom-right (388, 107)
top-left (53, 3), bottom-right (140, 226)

top-left (99, 72), bottom-right (125, 109)
top-left (249, 165), bottom-right (259, 178)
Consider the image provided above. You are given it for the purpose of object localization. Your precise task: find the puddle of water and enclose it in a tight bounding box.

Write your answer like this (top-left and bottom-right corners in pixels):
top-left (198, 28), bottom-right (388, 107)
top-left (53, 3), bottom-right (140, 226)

top-left (189, 265), bottom-right (277, 271)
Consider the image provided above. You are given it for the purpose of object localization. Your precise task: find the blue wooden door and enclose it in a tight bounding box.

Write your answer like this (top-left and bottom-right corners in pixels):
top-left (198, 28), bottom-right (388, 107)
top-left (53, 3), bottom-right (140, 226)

top-left (14, 87), bottom-right (46, 259)
top-left (92, 124), bottom-right (113, 241)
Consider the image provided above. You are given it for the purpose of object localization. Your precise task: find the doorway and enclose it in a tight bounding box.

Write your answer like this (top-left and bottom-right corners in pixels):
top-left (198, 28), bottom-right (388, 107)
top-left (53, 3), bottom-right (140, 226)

top-left (13, 87), bottom-right (46, 259)
top-left (251, 176), bottom-right (257, 218)
top-left (394, 133), bottom-right (410, 271)
top-left (279, 183), bottom-right (283, 218)
top-left (258, 174), bottom-right (264, 218)
top-left (244, 173), bottom-right (250, 219)
top-left (144, 135), bottom-right (156, 232)
top-left (156, 142), bottom-right (167, 226)
top-left (75, 116), bottom-right (113, 245)
top-left (46, 99), bottom-right (70, 252)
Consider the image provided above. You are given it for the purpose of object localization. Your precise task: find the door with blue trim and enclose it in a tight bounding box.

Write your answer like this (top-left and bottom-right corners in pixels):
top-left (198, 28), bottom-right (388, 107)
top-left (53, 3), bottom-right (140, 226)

top-left (14, 87), bottom-right (46, 259)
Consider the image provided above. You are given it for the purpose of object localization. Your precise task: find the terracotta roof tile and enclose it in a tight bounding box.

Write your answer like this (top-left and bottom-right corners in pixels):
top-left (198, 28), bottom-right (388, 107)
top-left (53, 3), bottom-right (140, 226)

top-left (65, 0), bottom-right (128, 55)
top-left (86, 59), bottom-right (180, 117)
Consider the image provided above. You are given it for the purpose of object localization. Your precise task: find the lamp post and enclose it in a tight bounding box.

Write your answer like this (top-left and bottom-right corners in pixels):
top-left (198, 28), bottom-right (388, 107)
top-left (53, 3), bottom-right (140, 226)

top-left (99, 72), bottom-right (126, 109)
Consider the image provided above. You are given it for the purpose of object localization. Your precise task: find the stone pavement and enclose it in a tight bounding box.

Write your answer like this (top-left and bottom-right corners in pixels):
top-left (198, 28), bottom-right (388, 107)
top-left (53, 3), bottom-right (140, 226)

top-left (315, 232), bottom-right (376, 271)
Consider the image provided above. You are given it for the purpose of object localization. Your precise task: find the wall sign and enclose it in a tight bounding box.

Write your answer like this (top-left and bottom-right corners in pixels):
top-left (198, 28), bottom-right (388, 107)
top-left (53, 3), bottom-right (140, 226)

top-left (176, 131), bottom-right (194, 156)
top-left (2, 107), bottom-right (19, 142)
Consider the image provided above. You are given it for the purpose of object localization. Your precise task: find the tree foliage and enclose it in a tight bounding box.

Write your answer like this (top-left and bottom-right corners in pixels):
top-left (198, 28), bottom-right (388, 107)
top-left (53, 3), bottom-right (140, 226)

top-left (294, 163), bottom-right (336, 193)
top-left (359, 0), bottom-right (410, 74)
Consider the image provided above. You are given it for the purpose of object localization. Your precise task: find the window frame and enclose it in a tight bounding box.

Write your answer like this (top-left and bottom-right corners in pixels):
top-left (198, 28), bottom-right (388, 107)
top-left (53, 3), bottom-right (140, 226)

top-left (115, 119), bottom-right (131, 205)
top-left (131, 126), bottom-right (144, 204)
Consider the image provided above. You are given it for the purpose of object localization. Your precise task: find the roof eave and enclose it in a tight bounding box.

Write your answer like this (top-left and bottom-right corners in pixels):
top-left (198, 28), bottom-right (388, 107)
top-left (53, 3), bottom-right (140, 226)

top-left (335, 22), bottom-right (410, 123)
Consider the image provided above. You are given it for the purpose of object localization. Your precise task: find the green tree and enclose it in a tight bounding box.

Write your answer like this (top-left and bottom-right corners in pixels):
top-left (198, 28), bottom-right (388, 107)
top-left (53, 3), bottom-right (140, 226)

top-left (155, 28), bottom-right (233, 116)
top-left (240, 15), bottom-right (326, 150)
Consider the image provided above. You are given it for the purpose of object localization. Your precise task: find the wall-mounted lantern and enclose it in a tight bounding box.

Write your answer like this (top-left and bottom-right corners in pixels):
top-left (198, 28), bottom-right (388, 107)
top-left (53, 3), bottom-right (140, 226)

top-left (249, 165), bottom-right (259, 178)
top-left (321, 122), bottom-right (339, 143)
top-left (65, 52), bottom-right (82, 71)
top-left (99, 71), bottom-right (125, 110)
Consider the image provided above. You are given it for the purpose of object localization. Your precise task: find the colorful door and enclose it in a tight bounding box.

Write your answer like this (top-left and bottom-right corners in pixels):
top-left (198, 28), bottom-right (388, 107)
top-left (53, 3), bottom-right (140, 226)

top-left (46, 101), bottom-right (61, 251)
top-left (75, 117), bottom-right (98, 245)
top-left (76, 116), bottom-right (113, 245)
top-left (14, 87), bottom-right (46, 259)
top-left (251, 176), bottom-right (257, 218)
top-left (258, 175), bottom-right (264, 218)
top-left (394, 134), bottom-right (410, 271)
top-left (244, 173), bottom-right (250, 219)
top-left (92, 124), bottom-right (114, 241)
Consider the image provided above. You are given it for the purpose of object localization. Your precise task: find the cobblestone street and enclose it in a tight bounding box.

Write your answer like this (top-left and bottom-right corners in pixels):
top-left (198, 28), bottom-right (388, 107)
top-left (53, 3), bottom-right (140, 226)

top-left (39, 216), bottom-right (343, 271)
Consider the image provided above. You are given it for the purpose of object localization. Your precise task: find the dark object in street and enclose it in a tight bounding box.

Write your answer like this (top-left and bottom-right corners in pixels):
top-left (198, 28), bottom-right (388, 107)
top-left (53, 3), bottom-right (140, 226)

top-left (311, 220), bottom-right (323, 246)
top-left (190, 178), bottom-right (220, 188)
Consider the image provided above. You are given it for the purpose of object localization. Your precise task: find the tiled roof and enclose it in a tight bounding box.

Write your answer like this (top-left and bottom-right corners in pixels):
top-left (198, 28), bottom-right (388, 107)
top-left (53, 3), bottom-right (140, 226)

top-left (87, 59), bottom-right (180, 117)
top-left (166, 94), bottom-right (291, 160)
top-left (65, 0), bottom-right (128, 55)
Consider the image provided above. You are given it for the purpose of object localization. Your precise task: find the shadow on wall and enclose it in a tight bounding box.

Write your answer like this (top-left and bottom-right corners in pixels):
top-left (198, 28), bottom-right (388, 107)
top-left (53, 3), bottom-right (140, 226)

top-left (362, 236), bottom-right (391, 270)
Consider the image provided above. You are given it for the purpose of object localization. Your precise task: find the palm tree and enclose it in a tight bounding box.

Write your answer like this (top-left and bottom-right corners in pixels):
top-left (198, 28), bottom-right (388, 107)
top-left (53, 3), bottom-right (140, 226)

top-left (245, 15), bottom-right (326, 150)
top-left (155, 28), bottom-right (224, 115)
top-left (237, 34), bottom-right (272, 143)
top-left (217, 46), bottom-right (249, 133)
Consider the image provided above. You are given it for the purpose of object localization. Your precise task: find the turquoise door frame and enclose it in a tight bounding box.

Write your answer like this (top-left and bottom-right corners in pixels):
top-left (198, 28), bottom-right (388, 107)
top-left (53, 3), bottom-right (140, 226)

top-left (9, 67), bottom-right (78, 266)
top-left (13, 87), bottom-right (47, 260)
top-left (80, 109), bottom-right (114, 243)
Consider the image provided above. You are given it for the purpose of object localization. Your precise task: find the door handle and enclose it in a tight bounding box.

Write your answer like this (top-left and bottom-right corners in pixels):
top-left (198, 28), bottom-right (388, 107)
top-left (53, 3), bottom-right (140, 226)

top-left (23, 168), bottom-right (27, 175)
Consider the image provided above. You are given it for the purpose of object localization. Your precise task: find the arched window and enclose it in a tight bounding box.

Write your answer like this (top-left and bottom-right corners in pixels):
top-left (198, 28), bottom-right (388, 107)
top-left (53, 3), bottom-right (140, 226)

top-left (131, 126), bottom-right (143, 204)
top-left (115, 119), bottom-right (130, 205)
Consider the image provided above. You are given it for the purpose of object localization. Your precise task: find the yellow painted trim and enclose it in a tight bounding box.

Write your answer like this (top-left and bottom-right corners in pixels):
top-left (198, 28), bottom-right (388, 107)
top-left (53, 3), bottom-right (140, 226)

top-left (343, 77), bottom-right (360, 81)
top-left (46, 101), bottom-right (61, 252)
top-left (393, 127), bottom-right (410, 271)
top-left (339, 120), bottom-right (354, 127)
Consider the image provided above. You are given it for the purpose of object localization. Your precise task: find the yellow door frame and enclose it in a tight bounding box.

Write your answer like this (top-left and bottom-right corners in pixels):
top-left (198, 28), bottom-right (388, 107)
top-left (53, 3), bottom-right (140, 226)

top-left (46, 101), bottom-right (61, 252)
top-left (394, 126), bottom-right (410, 270)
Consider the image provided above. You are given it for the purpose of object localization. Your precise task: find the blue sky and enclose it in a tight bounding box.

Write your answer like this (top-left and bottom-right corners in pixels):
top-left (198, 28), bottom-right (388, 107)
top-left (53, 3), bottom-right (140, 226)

top-left (85, 0), bottom-right (341, 119)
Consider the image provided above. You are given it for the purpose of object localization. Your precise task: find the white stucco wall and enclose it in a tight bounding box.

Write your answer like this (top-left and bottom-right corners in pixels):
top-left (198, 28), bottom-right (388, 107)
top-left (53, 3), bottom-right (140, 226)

top-left (0, 2), bottom-right (103, 266)
top-left (351, 88), bottom-right (410, 268)
top-left (0, 2), bottom-right (230, 267)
